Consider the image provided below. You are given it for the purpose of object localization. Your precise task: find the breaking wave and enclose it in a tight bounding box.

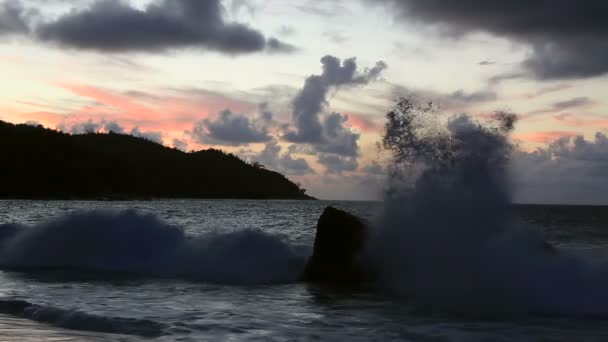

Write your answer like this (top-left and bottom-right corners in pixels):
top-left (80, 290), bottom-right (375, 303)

top-left (0, 210), bottom-right (308, 285)
top-left (369, 98), bottom-right (608, 317)
top-left (0, 298), bottom-right (165, 337)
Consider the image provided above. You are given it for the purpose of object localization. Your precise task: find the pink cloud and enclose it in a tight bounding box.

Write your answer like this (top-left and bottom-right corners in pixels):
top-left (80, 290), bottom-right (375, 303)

top-left (342, 111), bottom-right (383, 133)
top-left (58, 83), bottom-right (160, 121)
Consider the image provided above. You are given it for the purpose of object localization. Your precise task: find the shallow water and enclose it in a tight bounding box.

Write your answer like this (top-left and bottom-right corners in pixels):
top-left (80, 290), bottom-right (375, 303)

top-left (0, 200), bottom-right (607, 341)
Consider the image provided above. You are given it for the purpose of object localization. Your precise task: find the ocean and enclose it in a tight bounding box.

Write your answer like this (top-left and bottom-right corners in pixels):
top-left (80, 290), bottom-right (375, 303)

top-left (0, 200), bottom-right (607, 341)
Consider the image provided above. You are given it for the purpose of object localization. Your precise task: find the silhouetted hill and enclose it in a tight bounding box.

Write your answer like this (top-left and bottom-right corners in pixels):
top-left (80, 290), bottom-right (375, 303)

top-left (0, 121), bottom-right (313, 200)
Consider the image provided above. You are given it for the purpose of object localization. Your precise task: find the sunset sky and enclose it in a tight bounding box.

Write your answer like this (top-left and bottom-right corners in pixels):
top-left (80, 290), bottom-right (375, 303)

top-left (1, 0), bottom-right (607, 203)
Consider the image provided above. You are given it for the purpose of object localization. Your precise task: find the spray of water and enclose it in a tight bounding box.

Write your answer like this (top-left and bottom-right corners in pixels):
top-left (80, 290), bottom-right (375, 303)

top-left (369, 97), bottom-right (608, 316)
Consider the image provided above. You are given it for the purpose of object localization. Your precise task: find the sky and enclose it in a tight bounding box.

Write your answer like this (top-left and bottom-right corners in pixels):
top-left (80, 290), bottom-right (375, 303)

top-left (1, 0), bottom-right (608, 203)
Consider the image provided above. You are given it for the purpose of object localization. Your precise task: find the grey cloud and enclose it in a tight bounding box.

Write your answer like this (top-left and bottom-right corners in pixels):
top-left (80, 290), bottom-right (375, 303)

top-left (552, 97), bottom-right (594, 111)
top-left (172, 138), bottom-right (188, 151)
top-left (0, 1), bottom-right (30, 35)
top-left (371, 0), bottom-right (608, 79)
top-left (315, 112), bottom-right (360, 157)
top-left (362, 161), bottom-right (385, 174)
top-left (33, 0), bottom-right (293, 54)
top-left (104, 121), bottom-right (124, 134)
top-left (390, 85), bottom-right (497, 113)
top-left (256, 140), bottom-right (314, 175)
top-left (192, 109), bottom-right (273, 146)
top-left (528, 96), bottom-right (595, 116)
top-left (285, 55), bottom-right (386, 143)
top-left (130, 127), bottom-right (163, 144)
top-left (511, 133), bottom-right (608, 204)
top-left (317, 153), bottom-right (358, 174)
top-left (323, 30), bottom-right (349, 44)
top-left (266, 37), bottom-right (297, 53)
top-left (69, 120), bottom-right (102, 134)
top-left (447, 90), bottom-right (497, 103)
top-left (296, 1), bottom-right (349, 17)
top-left (277, 25), bottom-right (296, 37)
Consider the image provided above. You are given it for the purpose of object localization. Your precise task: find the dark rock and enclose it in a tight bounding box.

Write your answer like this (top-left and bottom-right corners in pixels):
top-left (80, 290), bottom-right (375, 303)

top-left (301, 206), bottom-right (370, 284)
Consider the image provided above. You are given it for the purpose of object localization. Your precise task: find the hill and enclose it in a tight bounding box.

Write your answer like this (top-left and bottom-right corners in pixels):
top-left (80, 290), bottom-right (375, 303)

top-left (0, 121), bottom-right (313, 200)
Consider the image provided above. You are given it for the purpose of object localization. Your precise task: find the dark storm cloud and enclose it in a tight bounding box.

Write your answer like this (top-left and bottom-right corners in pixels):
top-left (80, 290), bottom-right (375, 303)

top-left (34, 0), bottom-right (292, 54)
top-left (370, 0), bottom-right (608, 79)
top-left (192, 109), bottom-right (273, 146)
top-left (0, 1), bottom-right (30, 35)
top-left (285, 55), bottom-right (386, 143)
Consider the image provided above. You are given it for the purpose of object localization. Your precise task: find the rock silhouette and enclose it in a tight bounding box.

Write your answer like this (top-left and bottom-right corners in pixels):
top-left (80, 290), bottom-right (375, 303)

top-left (302, 206), bottom-right (370, 284)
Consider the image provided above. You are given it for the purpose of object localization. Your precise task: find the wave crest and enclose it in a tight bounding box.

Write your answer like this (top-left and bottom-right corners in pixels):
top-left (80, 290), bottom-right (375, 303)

top-left (0, 299), bottom-right (165, 337)
top-left (0, 210), bottom-right (307, 285)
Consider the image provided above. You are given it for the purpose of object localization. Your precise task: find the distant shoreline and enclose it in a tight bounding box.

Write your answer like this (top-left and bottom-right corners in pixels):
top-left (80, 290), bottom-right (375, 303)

top-left (0, 121), bottom-right (314, 201)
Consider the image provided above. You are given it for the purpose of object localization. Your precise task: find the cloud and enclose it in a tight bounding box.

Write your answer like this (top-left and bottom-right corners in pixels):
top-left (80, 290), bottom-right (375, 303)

top-left (317, 153), bottom-right (358, 174)
top-left (285, 55), bottom-right (387, 143)
top-left (513, 131), bottom-right (579, 144)
top-left (57, 119), bottom-right (162, 144)
top-left (552, 97), bottom-right (594, 111)
top-left (255, 140), bottom-right (314, 175)
top-left (362, 161), bottom-right (385, 174)
top-left (60, 119), bottom-right (124, 135)
top-left (191, 108), bottom-right (273, 146)
top-left (525, 96), bottom-right (596, 117)
top-left (104, 121), bottom-right (124, 134)
top-left (266, 37), bottom-right (297, 53)
top-left (172, 138), bottom-right (188, 151)
top-left (130, 127), bottom-right (163, 144)
top-left (68, 120), bottom-right (102, 134)
top-left (295, 1), bottom-right (350, 17)
top-left (277, 25), bottom-right (296, 37)
top-left (0, 1), bottom-right (30, 35)
top-left (31, 0), bottom-right (292, 54)
top-left (315, 112), bottom-right (360, 157)
top-left (323, 30), bottom-right (349, 44)
top-left (279, 55), bottom-right (386, 173)
top-left (390, 85), bottom-right (497, 113)
top-left (512, 133), bottom-right (608, 204)
top-left (522, 84), bottom-right (573, 100)
top-left (371, 0), bottom-right (608, 79)
top-left (447, 90), bottom-right (497, 103)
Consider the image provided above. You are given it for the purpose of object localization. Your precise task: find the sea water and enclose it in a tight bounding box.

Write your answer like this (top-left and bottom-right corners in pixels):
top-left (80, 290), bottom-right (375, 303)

top-left (0, 200), bottom-right (608, 341)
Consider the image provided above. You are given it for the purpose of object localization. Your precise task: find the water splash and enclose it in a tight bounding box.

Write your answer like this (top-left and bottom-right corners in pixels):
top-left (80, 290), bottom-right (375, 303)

top-left (369, 97), bottom-right (608, 316)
